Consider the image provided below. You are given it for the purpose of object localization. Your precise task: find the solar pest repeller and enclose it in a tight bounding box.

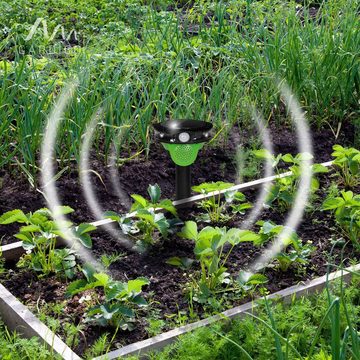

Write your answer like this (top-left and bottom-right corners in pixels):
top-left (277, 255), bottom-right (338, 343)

top-left (153, 120), bottom-right (213, 201)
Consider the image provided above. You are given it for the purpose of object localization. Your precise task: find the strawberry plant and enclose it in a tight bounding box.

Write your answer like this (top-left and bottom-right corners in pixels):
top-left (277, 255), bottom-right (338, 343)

top-left (0, 207), bottom-right (95, 278)
top-left (174, 221), bottom-right (261, 303)
top-left (254, 150), bottom-right (329, 212)
top-left (256, 220), bottom-right (315, 271)
top-left (322, 190), bottom-right (360, 249)
top-left (105, 184), bottom-right (181, 251)
top-left (192, 181), bottom-right (252, 224)
top-left (331, 145), bottom-right (360, 188)
top-left (66, 265), bottom-right (149, 330)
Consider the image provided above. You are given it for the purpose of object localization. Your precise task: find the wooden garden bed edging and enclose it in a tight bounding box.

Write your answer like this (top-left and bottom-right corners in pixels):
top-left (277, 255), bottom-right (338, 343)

top-left (0, 283), bottom-right (80, 360)
top-left (0, 160), bottom-right (333, 261)
top-left (95, 262), bottom-right (360, 359)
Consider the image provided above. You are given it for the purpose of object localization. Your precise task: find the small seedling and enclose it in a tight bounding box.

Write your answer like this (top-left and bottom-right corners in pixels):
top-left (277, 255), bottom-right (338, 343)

top-left (322, 190), bottom-right (360, 249)
top-left (192, 181), bottom-right (252, 224)
top-left (100, 252), bottom-right (126, 269)
top-left (173, 221), bottom-right (260, 302)
top-left (331, 145), bottom-right (360, 188)
top-left (0, 207), bottom-right (95, 278)
top-left (105, 184), bottom-right (182, 251)
top-left (67, 264), bottom-right (149, 330)
top-left (255, 220), bottom-right (315, 271)
top-left (254, 150), bottom-right (329, 212)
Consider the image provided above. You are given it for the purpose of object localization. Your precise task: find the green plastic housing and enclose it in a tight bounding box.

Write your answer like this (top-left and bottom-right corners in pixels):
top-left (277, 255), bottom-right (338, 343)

top-left (163, 143), bottom-right (204, 167)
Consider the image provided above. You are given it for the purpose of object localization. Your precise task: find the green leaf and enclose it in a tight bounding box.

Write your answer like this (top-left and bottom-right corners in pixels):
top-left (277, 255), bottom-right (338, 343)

top-left (15, 233), bottom-right (33, 242)
top-left (0, 210), bottom-right (27, 224)
top-left (155, 216), bottom-right (170, 238)
top-left (19, 225), bottom-right (41, 233)
top-left (246, 273), bottom-right (268, 285)
top-left (148, 184), bottom-right (161, 204)
top-left (52, 206), bottom-right (74, 216)
top-left (131, 194), bottom-right (148, 210)
top-left (74, 232), bottom-right (92, 249)
top-left (166, 257), bottom-right (194, 269)
top-left (332, 144), bottom-right (344, 152)
top-left (322, 197), bottom-right (344, 210)
top-left (126, 277), bottom-right (150, 294)
top-left (342, 191), bottom-right (354, 202)
top-left (239, 230), bottom-right (262, 243)
top-left (76, 223), bottom-right (97, 235)
top-left (158, 199), bottom-right (177, 216)
top-left (192, 181), bottom-right (234, 194)
top-left (106, 282), bottom-right (126, 301)
top-left (94, 273), bottom-right (110, 287)
top-left (281, 153), bottom-right (295, 163)
top-left (178, 221), bottom-right (198, 240)
top-left (66, 279), bottom-right (88, 297)
top-left (103, 211), bottom-right (122, 222)
top-left (312, 164), bottom-right (329, 174)
top-left (132, 295), bottom-right (148, 307)
top-left (111, 304), bottom-right (134, 318)
top-left (349, 160), bottom-right (359, 175)
top-left (82, 263), bottom-right (96, 282)
top-left (136, 209), bottom-right (155, 224)
top-left (252, 149), bottom-right (273, 160)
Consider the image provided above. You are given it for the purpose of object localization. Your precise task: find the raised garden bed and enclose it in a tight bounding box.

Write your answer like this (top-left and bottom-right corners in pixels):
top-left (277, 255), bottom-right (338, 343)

top-left (1, 151), bottom-right (359, 358)
top-left (0, 252), bottom-right (359, 359)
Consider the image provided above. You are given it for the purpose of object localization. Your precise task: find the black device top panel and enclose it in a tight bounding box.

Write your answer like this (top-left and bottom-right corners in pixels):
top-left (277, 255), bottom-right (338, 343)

top-left (153, 120), bottom-right (213, 144)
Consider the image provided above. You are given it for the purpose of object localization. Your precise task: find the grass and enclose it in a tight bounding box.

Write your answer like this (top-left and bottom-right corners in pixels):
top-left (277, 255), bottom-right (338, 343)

top-left (0, 0), bottom-right (359, 182)
top-left (0, 318), bottom-right (60, 359)
top-left (130, 272), bottom-right (360, 360)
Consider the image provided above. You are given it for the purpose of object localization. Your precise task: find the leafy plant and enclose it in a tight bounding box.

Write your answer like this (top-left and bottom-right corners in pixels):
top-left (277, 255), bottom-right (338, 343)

top-left (105, 184), bottom-right (181, 250)
top-left (192, 181), bottom-right (252, 224)
top-left (174, 221), bottom-right (261, 302)
top-left (0, 207), bottom-right (95, 278)
top-left (322, 190), bottom-right (360, 249)
top-left (256, 220), bottom-right (315, 272)
top-left (100, 252), bottom-right (126, 269)
top-left (254, 150), bottom-right (329, 212)
top-left (67, 264), bottom-right (149, 330)
top-left (331, 145), bottom-right (360, 188)
top-left (236, 272), bottom-right (268, 297)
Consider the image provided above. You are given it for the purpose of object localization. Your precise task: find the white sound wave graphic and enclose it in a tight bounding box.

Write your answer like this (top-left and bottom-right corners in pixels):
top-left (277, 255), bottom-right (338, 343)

top-left (40, 78), bottom-right (314, 280)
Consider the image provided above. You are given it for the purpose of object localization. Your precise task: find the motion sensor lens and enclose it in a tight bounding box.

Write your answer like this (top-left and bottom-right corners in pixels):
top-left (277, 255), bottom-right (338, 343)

top-left (179, 132), bottom-right (190, 143)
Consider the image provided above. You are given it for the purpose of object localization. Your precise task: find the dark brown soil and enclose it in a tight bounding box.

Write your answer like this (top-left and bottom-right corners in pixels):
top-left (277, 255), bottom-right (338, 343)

top-left (0, 121), bottom-right (358, 356)
top-left (2, 169), bottom-right (358, 356)
top-left (0, 121), bottom-right (355, 245)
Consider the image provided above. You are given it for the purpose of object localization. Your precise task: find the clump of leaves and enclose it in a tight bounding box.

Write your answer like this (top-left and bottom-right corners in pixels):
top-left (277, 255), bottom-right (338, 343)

top-left (192, 181), bottom-right (252, 224)
top-left (255, 220), bottom-right (315, 272)
top-left (0, 207), bottom-right (95, 278)
top-left (331, 145), bottom-right (360, 188)
top-left (105, 184), bottom-right (181, 251)
top-left (66, 264), bottom-right (149, 330)
top-left (100, 252), bottom-right (126, 269)
top-left (170, 221), bottom-right (264, 303)
top-left (253, 150), bottom-right (329, 212)
top-left (322, 190), bottom-right (360, 249)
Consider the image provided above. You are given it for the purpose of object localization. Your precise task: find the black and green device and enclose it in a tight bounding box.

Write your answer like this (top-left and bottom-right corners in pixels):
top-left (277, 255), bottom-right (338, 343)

top-left (153, 120), bottom-right (213, 200)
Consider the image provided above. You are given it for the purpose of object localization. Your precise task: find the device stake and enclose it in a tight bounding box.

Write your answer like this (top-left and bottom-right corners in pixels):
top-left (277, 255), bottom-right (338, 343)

top-left (176, 165), bottom-right (191, 200)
